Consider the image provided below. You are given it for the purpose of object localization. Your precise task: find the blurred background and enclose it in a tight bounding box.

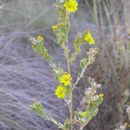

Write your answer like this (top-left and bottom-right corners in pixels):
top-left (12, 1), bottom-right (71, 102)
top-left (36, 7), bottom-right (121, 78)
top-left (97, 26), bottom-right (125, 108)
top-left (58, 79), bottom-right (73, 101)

top-left (0, 0), bottom-right (129, 130)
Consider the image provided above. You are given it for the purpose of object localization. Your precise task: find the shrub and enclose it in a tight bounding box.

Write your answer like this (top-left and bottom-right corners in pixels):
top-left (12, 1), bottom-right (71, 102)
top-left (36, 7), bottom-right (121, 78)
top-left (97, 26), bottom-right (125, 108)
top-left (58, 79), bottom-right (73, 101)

top-left (29, 0), bottom-right (104, 130)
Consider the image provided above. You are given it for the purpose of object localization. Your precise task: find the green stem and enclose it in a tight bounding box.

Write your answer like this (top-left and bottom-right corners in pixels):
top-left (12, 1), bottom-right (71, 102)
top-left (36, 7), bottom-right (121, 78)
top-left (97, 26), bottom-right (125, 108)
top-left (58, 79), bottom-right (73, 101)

top-left (47, 116), bottom-right (64, 128)
top-left (65, 13), bottom-right (73, 130)
top-left (66, 39), bottom-right (70, 74)
top-left (70, 92), bottom-right (73, 130)
top-left (66, 36), bottom-right (73, 130)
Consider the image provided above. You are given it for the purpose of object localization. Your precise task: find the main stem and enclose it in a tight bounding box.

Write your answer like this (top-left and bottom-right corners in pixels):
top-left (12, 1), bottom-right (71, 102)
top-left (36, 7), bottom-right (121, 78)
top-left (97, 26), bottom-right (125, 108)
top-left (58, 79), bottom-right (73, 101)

top-left (70, 91), bottom-right (73, 130)
top-left (65, 12), bottom-right (72, 130)
top-left (66, 36), bottom-right (73, 130)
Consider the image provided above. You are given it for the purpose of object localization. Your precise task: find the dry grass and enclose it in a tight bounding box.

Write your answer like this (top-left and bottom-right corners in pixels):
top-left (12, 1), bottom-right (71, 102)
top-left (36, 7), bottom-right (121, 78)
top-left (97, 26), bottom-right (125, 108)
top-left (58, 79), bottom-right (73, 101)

top-left (0, 0), bottom-right (129, 130)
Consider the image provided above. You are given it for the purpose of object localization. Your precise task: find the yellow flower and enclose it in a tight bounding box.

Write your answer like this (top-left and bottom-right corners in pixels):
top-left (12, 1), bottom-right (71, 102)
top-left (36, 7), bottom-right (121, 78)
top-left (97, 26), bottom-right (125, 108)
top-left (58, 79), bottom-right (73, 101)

top-left (37, 35), bottom-right (43, 41)
top-left (55, 86), bottom-right (67, 99)
top-left (60, 73), bottom-right (72, 86)
top-left (99, 93), bottom-right (104, 101)
top-left (84, 31), bottom-right (95, 45)
top-left (52, 25), bottom-right (58, 30)
top-left (64, 0), bottom-right (78, 13)
top-left (32, 45), bottom-right (35, 49)
top-left (81, 111), bottom-right (87, 117)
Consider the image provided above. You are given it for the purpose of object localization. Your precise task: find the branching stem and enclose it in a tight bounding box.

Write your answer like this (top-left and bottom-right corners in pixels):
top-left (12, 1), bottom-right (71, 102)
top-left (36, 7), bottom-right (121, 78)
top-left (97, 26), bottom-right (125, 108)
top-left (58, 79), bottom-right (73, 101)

top-left (73, 66), bottom-right (87, 90)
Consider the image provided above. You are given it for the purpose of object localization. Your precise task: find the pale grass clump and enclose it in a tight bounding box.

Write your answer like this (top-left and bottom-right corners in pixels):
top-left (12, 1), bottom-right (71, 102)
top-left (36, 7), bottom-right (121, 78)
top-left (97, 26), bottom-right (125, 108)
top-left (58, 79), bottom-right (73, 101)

top-left (115, 106), bottom-right (130, 130)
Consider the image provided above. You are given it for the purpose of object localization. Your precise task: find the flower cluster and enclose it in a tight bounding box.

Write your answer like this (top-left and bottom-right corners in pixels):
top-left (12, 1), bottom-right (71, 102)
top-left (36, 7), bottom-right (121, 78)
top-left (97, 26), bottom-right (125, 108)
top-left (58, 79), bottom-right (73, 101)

top-left (73, 77), bottom-right (103, 129)
top-left (70, 31), bottom-right (96, 65)
top-left (52, 22), bottom-right (69, 46)
top-left (30, 99), bottom-right (46, 119)
top-left (29, 35), bottom-right (52, 63)
top-left (55, 73), bottom-right (72, 99)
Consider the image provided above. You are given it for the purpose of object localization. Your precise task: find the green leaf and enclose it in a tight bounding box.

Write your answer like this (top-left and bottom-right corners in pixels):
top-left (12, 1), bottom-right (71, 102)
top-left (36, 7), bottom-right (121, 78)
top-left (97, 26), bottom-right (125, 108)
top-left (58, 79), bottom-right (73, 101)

top-left (74, 43), bottom-right (81, 54)
top-left (80, 58), bottom-right (88, 70)
top-left (70, 52), bottom-right (77, 63)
